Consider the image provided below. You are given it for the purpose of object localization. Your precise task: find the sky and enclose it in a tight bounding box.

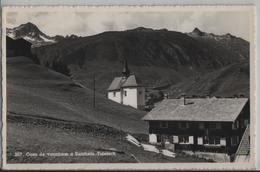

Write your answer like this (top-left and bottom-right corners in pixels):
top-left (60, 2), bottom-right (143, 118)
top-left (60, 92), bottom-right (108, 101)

top-left (6, 10), bottom-right (250, 41)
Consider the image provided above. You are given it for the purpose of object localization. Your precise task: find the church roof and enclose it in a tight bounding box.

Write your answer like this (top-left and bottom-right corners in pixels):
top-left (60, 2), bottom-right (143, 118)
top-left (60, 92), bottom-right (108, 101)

top-left (122, 75), bottom-right (139, 87)
top-left (107, 74), bottom-right (140, 91)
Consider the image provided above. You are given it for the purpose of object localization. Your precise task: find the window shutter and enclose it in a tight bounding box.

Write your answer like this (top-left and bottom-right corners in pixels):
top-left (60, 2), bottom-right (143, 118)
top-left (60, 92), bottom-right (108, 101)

top-left (220, 137), bottom-right (226, 146)
top-left (189, 136), bottom-right (194, 144)
top-left (173, 136), bottom-right (179, 143)
top-left (149, 134), bottom-right (157, 143)
top-left (197, 137), bottom-right (203, 145)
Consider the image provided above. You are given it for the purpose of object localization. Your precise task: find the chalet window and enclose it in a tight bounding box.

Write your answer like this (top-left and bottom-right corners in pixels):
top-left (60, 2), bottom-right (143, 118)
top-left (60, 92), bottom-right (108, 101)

top-left (244, 119), bottom-right (249, 128)
top-left (164, 137), bottom-right (170, 144)
top-left (113, 92), bottom-right (116, 97)
top-left (179, 136), bottom-right (189, 143)
top-left (232, 121), bottom-right (239, 130)
top-left (209, 123), bottom-right (215, 129)
top-left (124, 90), bottom-right (127, 96)
top-left (179, 122), bottom-right (189, 129)
top-left (204, 136), bottom-right (209, 144)
top-left (198, 123), bottom-right (204, 129)
top-left (216, 123), bottom-right (221, 130)
top-left (215, 137), bottom-right (220, 145)
top-left (209, 137), bottom-right (215, 144)
top-left (209, 123), bottom-right (221, 130)
top-left (209, 137), bottom-right (221, 145)
top-left (159, 121), bottom-right (168, 128)
top-left (231, 136), bottom-right (240, 146)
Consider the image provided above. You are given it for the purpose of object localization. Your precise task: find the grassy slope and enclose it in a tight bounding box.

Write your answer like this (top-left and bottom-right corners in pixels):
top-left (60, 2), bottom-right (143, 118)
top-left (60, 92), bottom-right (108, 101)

top-left (168, 62), bottom-right (249, 97)
top-left (7, 114), bottom-right (210, 163)
top-left (7, 56), bottom-right (148, 134)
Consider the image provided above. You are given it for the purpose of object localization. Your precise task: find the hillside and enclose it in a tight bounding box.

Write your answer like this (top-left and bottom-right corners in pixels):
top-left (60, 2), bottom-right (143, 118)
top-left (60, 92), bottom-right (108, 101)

top-left (7, 56), bottom-right (214, 163)
top-left (168, 61), bottom-right (249, 97)
top-left (31, 26), bottom-right (249, 97)
top-left (7, 56), bottom-right (147, 134)
top-left (7, 113), bottom-right (210, 163)
top-left (7, 57), bottom-right (213, 163)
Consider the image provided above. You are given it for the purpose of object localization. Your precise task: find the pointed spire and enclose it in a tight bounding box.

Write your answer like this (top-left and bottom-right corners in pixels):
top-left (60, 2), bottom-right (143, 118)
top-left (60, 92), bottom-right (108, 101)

top-left (122, 59), bottom-right (130, 77)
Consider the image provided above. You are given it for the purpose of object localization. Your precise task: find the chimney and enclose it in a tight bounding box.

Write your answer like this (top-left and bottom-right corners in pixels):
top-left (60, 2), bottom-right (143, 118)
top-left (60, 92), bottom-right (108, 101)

top-left (181, 93), bottom-right (186, 105)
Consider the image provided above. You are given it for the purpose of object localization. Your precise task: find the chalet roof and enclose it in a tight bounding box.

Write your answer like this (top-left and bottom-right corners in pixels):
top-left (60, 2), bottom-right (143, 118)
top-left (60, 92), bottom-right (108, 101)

top-left (107, 74), bottom-right (140, 91)
top-left (236, 125), bottom-right (250, 155)
top-left (142, 98), bottom-right (248, 122)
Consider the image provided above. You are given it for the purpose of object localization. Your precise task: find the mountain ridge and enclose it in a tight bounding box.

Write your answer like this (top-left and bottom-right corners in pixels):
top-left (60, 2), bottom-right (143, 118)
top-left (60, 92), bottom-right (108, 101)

top-left (7, 22), bottom-right (80, 47)
top-left (7, 22), bottom-right (249, 99)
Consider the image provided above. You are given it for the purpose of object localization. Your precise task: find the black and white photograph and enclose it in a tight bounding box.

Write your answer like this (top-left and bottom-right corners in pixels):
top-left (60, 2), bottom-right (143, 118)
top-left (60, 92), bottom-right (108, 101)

top-left (1, 5), bottom-right (256, 170)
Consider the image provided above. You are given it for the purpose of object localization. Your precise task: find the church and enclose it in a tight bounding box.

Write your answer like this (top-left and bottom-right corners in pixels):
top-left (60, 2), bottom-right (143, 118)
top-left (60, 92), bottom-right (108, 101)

top-left (107, 60), bottom-right (145, 109)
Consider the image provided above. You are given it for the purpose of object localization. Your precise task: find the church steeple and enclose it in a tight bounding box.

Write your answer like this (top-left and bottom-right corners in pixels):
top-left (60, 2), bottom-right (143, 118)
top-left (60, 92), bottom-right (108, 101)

top-left (122, 59), bottom-right (130, 77)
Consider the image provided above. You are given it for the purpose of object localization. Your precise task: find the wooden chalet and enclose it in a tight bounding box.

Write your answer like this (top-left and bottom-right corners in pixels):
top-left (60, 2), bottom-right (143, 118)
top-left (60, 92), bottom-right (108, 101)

top-left (142, 97), bottom-right (250, 156)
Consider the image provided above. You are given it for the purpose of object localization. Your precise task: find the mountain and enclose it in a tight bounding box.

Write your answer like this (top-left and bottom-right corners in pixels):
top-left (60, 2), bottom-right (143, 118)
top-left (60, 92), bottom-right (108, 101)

top-left (187, 28), bottom-right (249, 61)
top-left (7, 22), bottom-right (80, 47)
top-left (31, 26), bottom-right (249, 98)
top-left (7, 22), bottom-right (56, 46)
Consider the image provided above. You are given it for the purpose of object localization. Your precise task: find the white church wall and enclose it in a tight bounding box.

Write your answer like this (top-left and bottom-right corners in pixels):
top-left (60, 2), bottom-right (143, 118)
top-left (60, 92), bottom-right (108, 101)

top-left (122, 87), bottom-right (138, 108)
top-left (108, 91), bottom-right (121, 104)
top-left (137, 87), bottom-right (145, 108)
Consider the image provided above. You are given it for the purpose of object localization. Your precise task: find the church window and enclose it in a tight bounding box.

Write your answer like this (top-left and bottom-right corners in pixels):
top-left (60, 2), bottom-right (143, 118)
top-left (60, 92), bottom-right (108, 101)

top-left (124, 90), bottom-right (127, 96)
top-left (113, 92), bottom-right (116, 97)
